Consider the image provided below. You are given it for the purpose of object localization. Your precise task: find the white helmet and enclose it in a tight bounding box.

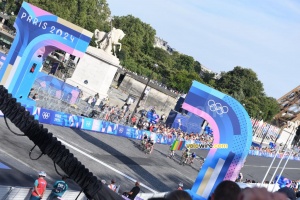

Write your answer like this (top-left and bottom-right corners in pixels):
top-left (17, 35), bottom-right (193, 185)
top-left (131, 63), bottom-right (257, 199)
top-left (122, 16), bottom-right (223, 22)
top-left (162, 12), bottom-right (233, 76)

top-left (178, 182), bottom-right (183, 187)
top-left (38, 171), bottom-right (47, 177)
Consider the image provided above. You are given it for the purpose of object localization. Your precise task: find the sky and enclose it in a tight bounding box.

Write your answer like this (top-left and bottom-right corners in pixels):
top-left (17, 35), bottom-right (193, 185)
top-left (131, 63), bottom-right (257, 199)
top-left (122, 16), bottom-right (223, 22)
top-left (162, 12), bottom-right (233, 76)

top-left (106, 0), bottom-right (300, 99)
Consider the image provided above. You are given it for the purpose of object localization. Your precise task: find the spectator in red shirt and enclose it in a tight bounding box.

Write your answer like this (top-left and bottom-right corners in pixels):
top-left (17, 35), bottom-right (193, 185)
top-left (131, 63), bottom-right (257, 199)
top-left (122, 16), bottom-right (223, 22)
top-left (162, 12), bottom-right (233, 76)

top-left (131, 115), bottom-right (137, 126)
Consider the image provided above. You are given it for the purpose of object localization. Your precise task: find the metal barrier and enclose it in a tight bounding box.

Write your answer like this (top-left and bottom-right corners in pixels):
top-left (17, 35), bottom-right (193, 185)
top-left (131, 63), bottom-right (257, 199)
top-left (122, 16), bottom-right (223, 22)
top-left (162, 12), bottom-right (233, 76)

top-left (0, 186), bottom-right (86, 200)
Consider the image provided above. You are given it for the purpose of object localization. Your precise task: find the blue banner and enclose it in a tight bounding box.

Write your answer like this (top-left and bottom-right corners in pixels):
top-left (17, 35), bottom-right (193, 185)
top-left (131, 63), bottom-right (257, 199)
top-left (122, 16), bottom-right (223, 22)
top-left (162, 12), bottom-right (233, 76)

top-left (1, 105), bottom-right (300, 161)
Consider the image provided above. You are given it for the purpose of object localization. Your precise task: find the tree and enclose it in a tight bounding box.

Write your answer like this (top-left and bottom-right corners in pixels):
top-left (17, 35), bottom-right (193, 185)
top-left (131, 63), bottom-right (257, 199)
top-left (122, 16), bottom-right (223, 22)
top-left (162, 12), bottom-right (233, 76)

top-left (25, 0), bottom-right (111, 33)
top-left (113, 15), bottom-right (156, 60)
top-left (173, 54), bottom-right (195, 72)
top-left (194, 61), bottom-right (202, 74)
top-left (216, 66), bottom-right (264, 98)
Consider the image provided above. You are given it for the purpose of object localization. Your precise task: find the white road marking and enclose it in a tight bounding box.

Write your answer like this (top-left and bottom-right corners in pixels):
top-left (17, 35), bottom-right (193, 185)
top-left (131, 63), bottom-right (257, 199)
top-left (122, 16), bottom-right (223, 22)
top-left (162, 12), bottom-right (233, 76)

top-left (68, 140), bottom-right (93, 153)
top-left (55, 135), bottom-right (92, 153)
top-left (244, 165), bottom-right (300, 170)
top-left (0, 148), bottom-right (56, 181)
top-left (57, 138), bottom-right (158, 193)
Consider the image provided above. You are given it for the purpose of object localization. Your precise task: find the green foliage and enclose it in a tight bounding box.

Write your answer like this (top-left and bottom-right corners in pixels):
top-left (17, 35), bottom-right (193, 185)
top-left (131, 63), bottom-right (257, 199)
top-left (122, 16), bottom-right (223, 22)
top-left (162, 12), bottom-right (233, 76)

top-left (113, 15), bottom-right (156, 60)
top-left (200, 71), bottom-right (217, 88)
top-left (216, 66), bottom-right (264, 97)
top-left (215, 67), bottom-right (279, 121)
top-left (2, 2), bottom-right (279, 120)
top-left (173, 54), bottom-right (194, 72)
top-left (194, 61), bottom-right (202, 74)
top-left (24, 0), bottom-right (111, 33)
top-left (6, 15), bottom-right (15, 30)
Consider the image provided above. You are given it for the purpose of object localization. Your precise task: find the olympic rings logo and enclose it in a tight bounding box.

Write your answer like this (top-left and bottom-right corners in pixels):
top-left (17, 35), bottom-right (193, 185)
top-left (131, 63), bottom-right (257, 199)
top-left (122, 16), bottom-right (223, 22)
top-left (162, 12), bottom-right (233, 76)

top-left (208, 100), bottom-right (229, 115)
top-left (42, 112), bottom-right (50, 119)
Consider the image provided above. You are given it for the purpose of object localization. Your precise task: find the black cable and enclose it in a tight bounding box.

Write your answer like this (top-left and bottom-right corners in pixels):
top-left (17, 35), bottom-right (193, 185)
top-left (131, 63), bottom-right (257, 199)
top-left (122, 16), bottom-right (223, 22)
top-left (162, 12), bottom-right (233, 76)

top-left (53, 161), bottom-right (69, 178)
top-left (75, 189), bottom-right (84, 200)
top-left (29, 145), bottom-right (44, 160)
top-left (75, 175), bottom-right (93, 200)
top-left (0, 85), bottom-right (123, 200)
top-left (3, 115), bottom-right (25, 136)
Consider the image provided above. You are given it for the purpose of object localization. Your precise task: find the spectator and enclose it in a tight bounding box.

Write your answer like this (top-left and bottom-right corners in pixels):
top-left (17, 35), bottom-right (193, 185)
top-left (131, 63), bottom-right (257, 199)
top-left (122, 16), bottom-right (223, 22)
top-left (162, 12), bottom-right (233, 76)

top-left (160, 114), bottom-right (166, 123)
top-left (131, 115), bottom-right (137, 126)
top-left (48, 175), bottom-right (68, 199)
top-left (28, 88), bottom-right (34, 98)
top-left (123, 181), bottom-right (140, 200)
top-left (236, 173), bottom-right (243, 182)
top-left (177, 182), bottom-right (183, 190)
top-left (210, 180), bottom-right (241, 200)
top-left (237, 187), bottom-right (287, 200)
top-left (32, 93), bottom-right (39, 100)
top-left (29, 171), bottom-right (47, 200)
top-left (277, 187), bottom-right (296, 200)
top-left (108, 179), bottom-right (117, 192)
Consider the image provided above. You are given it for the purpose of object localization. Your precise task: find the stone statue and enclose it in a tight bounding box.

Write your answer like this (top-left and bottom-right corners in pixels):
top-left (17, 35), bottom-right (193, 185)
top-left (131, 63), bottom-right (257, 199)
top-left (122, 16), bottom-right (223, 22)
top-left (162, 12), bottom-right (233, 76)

top-left (94, 27), bottom-right (126, 56)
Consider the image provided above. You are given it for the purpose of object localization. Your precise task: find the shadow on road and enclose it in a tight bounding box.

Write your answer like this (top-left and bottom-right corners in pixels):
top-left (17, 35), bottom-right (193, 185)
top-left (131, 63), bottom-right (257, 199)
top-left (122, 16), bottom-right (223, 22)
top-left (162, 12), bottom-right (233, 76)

top-left (70, 128), bottom-right (184, 192)
top-left (128, 139), bottom-right (200, 172)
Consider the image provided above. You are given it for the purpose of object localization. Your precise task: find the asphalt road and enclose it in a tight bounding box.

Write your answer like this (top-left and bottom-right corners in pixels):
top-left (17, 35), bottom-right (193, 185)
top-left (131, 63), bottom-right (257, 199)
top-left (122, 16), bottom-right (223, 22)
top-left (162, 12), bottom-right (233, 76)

top-left (1, 118), bottom-right (300, 195)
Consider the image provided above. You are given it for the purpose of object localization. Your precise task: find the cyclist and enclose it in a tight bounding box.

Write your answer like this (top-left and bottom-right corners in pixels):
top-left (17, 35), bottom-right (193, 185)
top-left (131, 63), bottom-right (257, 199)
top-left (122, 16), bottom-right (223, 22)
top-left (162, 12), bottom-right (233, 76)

top-left (188, 152), bottom-right (197, 165)
top-left (180, 148), bottom-right (190, 165)
top-left (141, 134), bottom-right (148, 150)
top-left (167, 145), bottom-right (175, 159)
top-left (145, 139), bottom-right (154, 154)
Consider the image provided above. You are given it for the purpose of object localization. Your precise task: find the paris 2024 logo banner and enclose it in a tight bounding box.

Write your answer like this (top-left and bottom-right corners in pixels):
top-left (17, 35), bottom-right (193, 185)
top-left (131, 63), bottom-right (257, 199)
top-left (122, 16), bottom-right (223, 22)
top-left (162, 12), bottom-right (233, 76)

top-left (0, 2), bottom-right (92, 104)
top-left (183, 81), bottom-right (252, 200)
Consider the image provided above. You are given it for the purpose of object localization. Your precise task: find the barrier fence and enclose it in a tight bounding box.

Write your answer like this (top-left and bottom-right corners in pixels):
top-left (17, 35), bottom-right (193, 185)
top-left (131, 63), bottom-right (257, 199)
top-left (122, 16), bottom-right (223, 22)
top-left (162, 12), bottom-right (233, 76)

top-left (248, 150), bottom-right (300, 161)
top-left (1, 106), bottom-right (300, 161)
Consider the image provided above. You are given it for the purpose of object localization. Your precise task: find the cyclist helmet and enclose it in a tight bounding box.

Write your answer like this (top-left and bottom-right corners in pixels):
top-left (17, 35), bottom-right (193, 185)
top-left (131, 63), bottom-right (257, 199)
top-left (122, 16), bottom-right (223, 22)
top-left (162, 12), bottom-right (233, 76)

top-left (178, 182), bottom-right (183, 187)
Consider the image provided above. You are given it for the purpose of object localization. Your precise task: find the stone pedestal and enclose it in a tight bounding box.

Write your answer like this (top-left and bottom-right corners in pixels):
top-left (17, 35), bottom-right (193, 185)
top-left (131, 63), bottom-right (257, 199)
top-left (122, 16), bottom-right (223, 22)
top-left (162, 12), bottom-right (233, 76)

top-left (66, 46), bottom-right (121, 103)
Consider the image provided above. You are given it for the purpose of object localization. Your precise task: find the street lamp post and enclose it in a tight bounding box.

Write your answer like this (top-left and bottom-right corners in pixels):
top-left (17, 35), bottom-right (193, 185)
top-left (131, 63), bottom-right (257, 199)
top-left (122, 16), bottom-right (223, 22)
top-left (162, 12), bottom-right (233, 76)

top-left (131, 64), bottom-right (158, 119)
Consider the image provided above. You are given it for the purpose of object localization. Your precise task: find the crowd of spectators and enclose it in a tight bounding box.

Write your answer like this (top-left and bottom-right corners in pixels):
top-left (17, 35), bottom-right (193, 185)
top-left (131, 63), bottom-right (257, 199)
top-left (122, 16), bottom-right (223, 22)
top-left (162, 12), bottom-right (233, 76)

top-left (85, 96), bottom-right (214, 145)
top-left (250, 146), bottom-right (300, 158)
top-left (208, 180), bottom-right (300, 200)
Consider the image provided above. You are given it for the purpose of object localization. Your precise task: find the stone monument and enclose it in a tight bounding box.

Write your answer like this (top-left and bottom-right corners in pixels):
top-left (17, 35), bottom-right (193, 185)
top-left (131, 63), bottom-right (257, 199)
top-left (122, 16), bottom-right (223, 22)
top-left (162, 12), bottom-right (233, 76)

top-left (94, 27), bottom-right (125, 56)
top-left (66, 28), bottom-right (125, 103)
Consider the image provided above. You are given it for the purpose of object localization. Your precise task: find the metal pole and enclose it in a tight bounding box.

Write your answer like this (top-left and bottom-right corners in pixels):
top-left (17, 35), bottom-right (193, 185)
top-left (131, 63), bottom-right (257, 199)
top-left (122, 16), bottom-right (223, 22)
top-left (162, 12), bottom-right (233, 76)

top-left (260, 124), bottom-right (272, 146)
top-left (131, 73), bottom-right (152, 116)
top-left (130, 64), bottom-right (158, 119)
top-left (267, 134), bottom-right (293, 188)
top-left (272, 148), bottom-right (293, 192)
top-left (260, 147), bottom-right (281, 185)
top-left (260, 130), bottom-right (293, 186)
